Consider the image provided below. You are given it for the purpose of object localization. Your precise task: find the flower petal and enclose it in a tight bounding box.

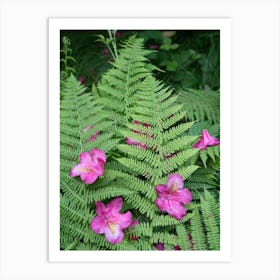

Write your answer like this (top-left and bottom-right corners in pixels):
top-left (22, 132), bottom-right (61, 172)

top-left (70, 163), bottom-right (85, 177)
top-left (170, 188), bottom-right (192, 205)
top-left (95, 201), bottom-right (106, 216)
top-left (125, 137), bottom-right (140, 146)
top-left (155, 243), bottom-right (165, 250)
top-left (80, 172), bottom-right (99, 184)
top-left (114, 211), bottom-right (133, 229)
top-left (90, 216), bottom-right (106, 234)
top-left (92, 161), bottom-right (105, 177)
top-left (90, 149), bottom-right (106, 164)
top-left (166, 201), bottom-right (186, 220)
top-left (137, 143), bottom-right (148, 150)
top-left (174, 245), bottom-right (181, 250)
top-left (155, 197), bottom-right (170, 212)
top-left (80, 152), bottom-right (93, 164)
top-left (104, 224), bottom-right (124, 244)
top-left (193, 129), bottom-right (220, 150)
top-left (192, 137), bottom-right (206, 150)
top-left (87, 131), bottom-right (100, 142)
top-left (167, 174), bottom-right (184, 191)
top-left (202, 129), bottom-right (220, 146)
top-left (155, 185), bottom-right (168, 195)
top-left (107, 197), bottom-right (123, 213)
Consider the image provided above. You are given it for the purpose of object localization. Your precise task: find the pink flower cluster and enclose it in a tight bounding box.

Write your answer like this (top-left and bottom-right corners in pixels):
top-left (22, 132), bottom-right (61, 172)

top-left (155, 174), bottom-right (192, 220)
top-left (69, 123), bottom-right (199, 245)
top-left (70, 149), bottom-right (138, 244)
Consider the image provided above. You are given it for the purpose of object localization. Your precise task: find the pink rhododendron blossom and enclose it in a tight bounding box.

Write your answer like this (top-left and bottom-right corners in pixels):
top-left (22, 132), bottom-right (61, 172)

top-left (70, 149), bottom-right (106, 184)
top-left (193, 129), bottom-right (220, 150)
top-left (90, 197), bottom-right (133, 244)
top-left (155, 174), bottom-right (192, 220)
top-left (154, 243), bottom-right (165, 250)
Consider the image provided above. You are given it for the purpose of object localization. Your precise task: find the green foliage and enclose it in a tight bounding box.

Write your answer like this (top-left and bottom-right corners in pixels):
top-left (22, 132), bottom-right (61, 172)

top-left (59, 33), bottom-right (221, 251)
top-left (60, 74), bottom-right (119, 250)
top-left (60, 37), bottom-right (76, 85)
top-left (95, 36), bottom-right (153, 133)
top-left (190, 190), bottom-right (220, 250)
top-left (179, 89), bottom-right (220, 124)
top-left (61, 30), bottom-right (220, 90)
top-left (115, 74), bottom-right (200, 183)
top-left (199, 190), bottom-right (220, 250)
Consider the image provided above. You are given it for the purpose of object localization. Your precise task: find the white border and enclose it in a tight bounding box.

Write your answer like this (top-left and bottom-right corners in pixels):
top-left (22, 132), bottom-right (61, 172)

top-left (49, 18), bottom-right (231, 262)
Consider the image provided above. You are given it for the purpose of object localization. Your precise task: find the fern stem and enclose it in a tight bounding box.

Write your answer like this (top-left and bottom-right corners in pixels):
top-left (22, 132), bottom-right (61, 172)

top-left (108, 30), bottom-right (118, 60)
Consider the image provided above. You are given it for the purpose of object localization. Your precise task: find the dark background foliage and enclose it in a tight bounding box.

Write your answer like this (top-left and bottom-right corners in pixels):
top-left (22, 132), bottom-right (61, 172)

top-left (60, 30), bottom-right (220, 91)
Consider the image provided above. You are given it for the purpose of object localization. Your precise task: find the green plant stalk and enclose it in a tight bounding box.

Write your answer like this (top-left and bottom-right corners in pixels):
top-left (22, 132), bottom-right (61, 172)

top-left (107, 30), bottom-right (118, 60)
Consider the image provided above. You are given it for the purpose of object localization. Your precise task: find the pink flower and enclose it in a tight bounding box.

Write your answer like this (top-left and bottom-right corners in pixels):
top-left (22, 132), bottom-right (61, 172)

top-left (78, 76), bottom-right (86, 84)
top-left (70, 149), bottom-right (106, 184)
top-left (174, 245), bottom-right (181, 250)
top-left (155, 174), bottom-right (192, 220)
top-left (154, 243), bottom-right (165, 250)
top-left (87, 131), bottom-right (100, 142)
top-left (90, 197), bottom-right (133, 244)
top-left (192, 129), bottom-right (220, 150)
top-left (115, 31), bottom-right (122, 37)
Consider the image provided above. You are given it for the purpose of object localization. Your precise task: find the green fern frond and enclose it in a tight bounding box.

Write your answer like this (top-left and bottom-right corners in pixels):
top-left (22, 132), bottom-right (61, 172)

top-left (60, 74), bottom-right (119, 250)
top-left (152, 214), bottom-right (191, 227)
top-left (95, 37), bottom-right (153, 134)
top-left (176, 224), bottom-right (190, 250)
top-left (60, 36), bottom-right (77, 85)
top-left (190, 205), bottom-right (207, 250)
top-left (199, 190), bottom-right (220, 250)
top-left (178, 89), bottom-right (220, 124)
top-left (199, 146), bottom-right (220, 168)
top-left (151, 232), bottom-right (178, 246)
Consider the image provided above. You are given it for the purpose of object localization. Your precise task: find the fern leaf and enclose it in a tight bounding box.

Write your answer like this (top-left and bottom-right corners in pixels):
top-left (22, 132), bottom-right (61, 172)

top-left (199, 190), bottom-right (220, 250)
top-left (190, 206), bottom-right (207, 250)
